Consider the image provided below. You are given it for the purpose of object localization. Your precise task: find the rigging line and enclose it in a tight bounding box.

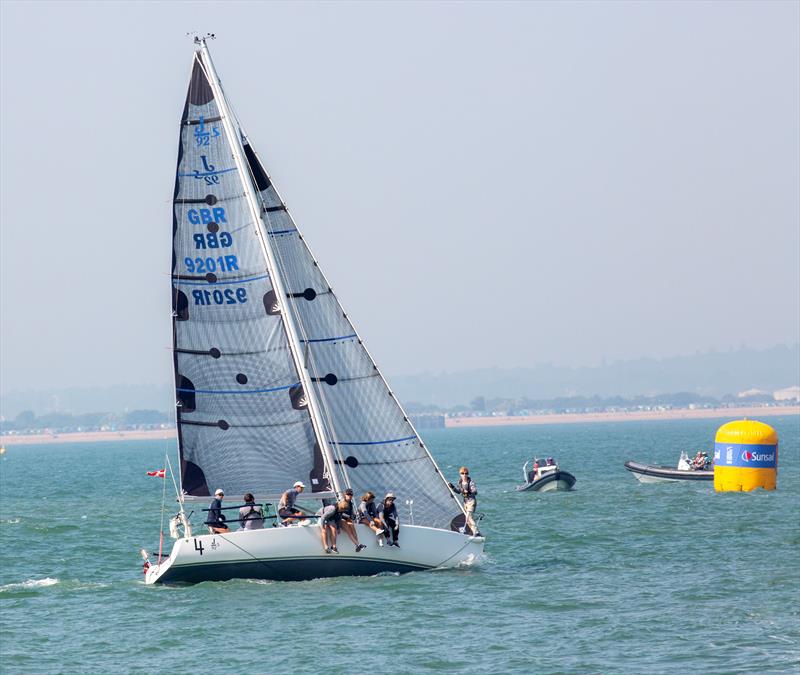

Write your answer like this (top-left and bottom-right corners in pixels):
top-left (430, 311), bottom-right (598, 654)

top-left (165, 452), bottom-right (182, 507)
top-left (159, 447), bottom-right (168, 556)
top-left (210, 531), bottom-right (309, 576)
top-left (434, 535), bottom-right (479, 569)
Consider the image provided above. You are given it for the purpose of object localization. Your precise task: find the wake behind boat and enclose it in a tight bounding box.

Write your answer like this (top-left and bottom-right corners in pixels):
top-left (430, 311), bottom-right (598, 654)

top-left (142, 36), bottom-right (483, 584)
top-left (624, 451), bottom-right (713, 483)
top-left (516, 457), bottom-right (576, 492)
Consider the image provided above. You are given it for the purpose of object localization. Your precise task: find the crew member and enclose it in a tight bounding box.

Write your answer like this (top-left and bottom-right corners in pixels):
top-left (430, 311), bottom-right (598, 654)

top-left (207, 488), bottom-right (229, 534)
top-left (239, 492), bottom-right (264, 530)
top-left (450, 467), bottom-right (480, 536)
top-left (278, 481), bottom-right (306, 525)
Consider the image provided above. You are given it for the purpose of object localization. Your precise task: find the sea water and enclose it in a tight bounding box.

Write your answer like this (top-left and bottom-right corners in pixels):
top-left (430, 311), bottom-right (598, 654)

top-left (1, 417), bottom-right (798, 673)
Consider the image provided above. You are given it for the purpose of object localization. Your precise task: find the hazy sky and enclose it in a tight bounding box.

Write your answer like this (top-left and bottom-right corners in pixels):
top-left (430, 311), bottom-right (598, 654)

top-left (1, 0), bottom-right (798, 395)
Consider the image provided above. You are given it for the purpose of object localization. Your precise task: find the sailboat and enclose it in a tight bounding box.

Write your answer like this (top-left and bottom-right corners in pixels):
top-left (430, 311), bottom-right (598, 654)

top-left (143, 36), bottom-right (484, 584)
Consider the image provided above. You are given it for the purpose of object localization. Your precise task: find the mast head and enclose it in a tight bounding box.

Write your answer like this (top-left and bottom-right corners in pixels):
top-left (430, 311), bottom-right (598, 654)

top-left (188, 32), bottom-right (216, 47)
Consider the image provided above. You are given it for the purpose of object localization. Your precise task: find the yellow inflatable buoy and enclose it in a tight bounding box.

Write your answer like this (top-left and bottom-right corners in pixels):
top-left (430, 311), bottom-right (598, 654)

top-left (714, 419), bottom-right (778, 491)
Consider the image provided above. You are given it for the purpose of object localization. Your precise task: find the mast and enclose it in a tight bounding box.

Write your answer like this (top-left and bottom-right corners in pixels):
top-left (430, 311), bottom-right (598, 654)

top-left (195, 38), bottom-right (344, 497)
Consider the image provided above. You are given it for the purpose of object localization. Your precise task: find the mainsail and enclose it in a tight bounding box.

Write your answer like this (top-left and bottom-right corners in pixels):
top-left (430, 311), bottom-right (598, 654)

top-left (172, 54), bottom-right (328, 498)
top-left (172, 43), bottom-right (463, 530)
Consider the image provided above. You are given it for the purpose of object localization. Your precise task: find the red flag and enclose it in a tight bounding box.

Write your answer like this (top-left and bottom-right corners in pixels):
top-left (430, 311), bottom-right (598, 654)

top-left (147, 469), bottom-right (166, 478)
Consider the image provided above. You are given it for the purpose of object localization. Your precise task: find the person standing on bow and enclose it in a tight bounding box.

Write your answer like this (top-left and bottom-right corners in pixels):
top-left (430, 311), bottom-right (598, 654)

top-left (449, 467), bottom-right (480, 536)
top-left (207, 489), bottom-right (229, 534)
top-left (278, 481), bottom-right (305, 525)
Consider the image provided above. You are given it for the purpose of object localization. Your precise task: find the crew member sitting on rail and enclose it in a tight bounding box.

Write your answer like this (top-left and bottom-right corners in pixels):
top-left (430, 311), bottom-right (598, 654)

top-left (317, 502), bottom-right (341, 553)
top-left (278, 481), bottom-right (305, 525)
top-left (340, 488), bottom-right (366, 552)
top-left (239, 492), bottom-right (264, 530)
top-left (207, 488), bottom-right (229, 534)
top-left (358, 491), bottom-right (386, 543)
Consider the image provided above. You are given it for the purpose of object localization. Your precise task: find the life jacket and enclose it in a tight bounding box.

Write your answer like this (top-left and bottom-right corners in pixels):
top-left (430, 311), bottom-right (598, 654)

top-left (458, 477), bottom-right (476, 501)
top-left (241, 503), bottom-right (263, 525)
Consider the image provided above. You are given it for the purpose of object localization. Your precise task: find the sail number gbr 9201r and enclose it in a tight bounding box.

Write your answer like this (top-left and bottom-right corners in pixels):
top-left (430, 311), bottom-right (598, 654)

top-left (185, 207), bottom-right (248, 306)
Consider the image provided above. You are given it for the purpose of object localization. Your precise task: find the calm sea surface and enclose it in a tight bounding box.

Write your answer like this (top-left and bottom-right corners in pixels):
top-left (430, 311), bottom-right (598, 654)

top-left (1, 417), bottom-right (798, 674)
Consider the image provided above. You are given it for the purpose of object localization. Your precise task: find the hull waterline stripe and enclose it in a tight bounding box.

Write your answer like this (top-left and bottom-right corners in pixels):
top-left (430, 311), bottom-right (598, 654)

top-left (329, 435), bottom-right (417, 446)
top-left (177, 382), bottom-right (299, 395)
top-left (163, 556), bottom-right (432, 570)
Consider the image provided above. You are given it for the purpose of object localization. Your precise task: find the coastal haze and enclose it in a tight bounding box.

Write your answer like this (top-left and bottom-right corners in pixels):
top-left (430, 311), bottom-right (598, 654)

top-left (1, 1), bottom-right (798, 410)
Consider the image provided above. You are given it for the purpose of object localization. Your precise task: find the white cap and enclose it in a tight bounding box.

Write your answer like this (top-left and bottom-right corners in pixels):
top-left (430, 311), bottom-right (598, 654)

top-left (293, 481), bottom-right (306, 488)
top-left (215, 488), bottom-right (224, 496)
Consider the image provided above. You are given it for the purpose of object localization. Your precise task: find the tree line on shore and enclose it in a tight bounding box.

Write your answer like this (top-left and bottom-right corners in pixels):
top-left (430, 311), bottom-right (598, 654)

top-left (405, 391), bottom-right (779, 416)
top-left (1, 409), bottom-right (170, 434)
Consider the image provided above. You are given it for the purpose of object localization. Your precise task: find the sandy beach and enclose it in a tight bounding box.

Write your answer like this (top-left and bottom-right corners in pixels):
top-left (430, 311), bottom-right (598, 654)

top-left (1, 428), bottom-right (175, 447)
top-left (445, 405), bottom-right (799, 428)
top-left (2, 406), bottom-right (797, 446)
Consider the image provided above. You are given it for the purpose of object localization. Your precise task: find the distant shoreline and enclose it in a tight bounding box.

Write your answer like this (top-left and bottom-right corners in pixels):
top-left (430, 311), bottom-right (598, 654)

top-left (1, 428), bottom-right (175, 447)
top-left (444, 405), bottom-right (799, 428)
top-left (1, 405), bottom-right (797, 446)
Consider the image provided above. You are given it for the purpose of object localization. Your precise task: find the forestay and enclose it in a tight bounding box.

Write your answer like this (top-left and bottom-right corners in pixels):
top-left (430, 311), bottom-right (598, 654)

top-left (171, 54), bottom-right (328, 498)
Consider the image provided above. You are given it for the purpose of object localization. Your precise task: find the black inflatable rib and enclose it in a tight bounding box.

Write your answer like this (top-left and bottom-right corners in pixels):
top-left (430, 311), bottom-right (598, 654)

top-left (516, 470), bottom-right (577, 492)
top-left (624, 460), bottom-right (713, 481)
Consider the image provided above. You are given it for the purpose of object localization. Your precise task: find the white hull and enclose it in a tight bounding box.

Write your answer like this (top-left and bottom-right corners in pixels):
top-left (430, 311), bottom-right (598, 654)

top-left (145, 523), bottom-right (484, 584)
top-left (631, 472), bottom-right (676, 484)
